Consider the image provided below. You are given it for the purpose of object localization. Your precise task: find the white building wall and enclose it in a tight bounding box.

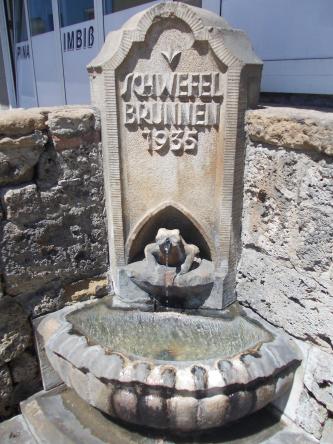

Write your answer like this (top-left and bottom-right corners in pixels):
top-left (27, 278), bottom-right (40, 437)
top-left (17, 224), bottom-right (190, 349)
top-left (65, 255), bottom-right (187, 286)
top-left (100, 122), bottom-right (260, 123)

top-left (221, 0), bottom-right (333, 94)
top-left (1, 0), bottom-right (332, 108)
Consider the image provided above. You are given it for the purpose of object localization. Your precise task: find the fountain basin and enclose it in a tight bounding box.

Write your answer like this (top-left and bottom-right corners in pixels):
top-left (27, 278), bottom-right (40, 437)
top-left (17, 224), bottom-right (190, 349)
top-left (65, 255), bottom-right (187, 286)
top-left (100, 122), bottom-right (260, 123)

top-left (38, 299), bottom-right (301, 433)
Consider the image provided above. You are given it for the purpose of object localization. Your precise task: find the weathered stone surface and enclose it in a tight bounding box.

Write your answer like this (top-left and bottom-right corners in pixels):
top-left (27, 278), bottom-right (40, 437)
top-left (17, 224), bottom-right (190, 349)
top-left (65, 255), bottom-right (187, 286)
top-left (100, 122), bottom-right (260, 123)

top-left (239, 123), bottom-right (333, 439)
top-left (0, 297), bottom-right (32, 365)
top-left (1, 143), bottom-right (107, 298)
top-left (16, 285), bottom-right (65, 319)
top-left (0, 132), bottom-right (46, 150)
top-left (63, 276), bottom-right (108, 304)
top-left (246, 107), bottom-right (333, 156)
top-left (0, 132), bottom-right (46, 185)
top-left (0, 364), bottom-right (13, 418)
top-left (304, 346), bottom-right (333, 413)
top-left (0, 415), bottom-right (37, 444)
top-left (242, 142), bottom-right (332, 282)
top-left (47, 107), bottom-right (100, 151)
top-left (321, 417), bottom-right (333, 443)
top-left (10, 375), bottom-right (42, 410)
top-left (9, 351), bottom-right (39, 384)
top-left (238, 139), bottom-right (333, 352)
top-left (0, 105), bottom-right (109, 421)
top-left (47, 107), bottom-right (97, 136)
top-left (237, 249), bottom-right (333, 352)
top-left (276, 342), bottom-right (333, 440)
top-left (296, 390), bottom-right (328, 440)
top-left (36, 144), bottom-right (59, 189)
top-left (0, 108), bottom-right (47, 136)
top-left (265, 429), bottom-right (317, 444)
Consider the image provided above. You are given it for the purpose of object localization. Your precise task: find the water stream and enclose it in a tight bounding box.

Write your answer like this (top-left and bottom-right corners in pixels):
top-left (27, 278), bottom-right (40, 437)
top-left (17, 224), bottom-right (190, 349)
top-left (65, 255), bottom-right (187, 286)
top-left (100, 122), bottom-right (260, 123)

top-left (165, 245), bottom-right (169, 307)
top-left (164, 240), bottom-right (171, 308)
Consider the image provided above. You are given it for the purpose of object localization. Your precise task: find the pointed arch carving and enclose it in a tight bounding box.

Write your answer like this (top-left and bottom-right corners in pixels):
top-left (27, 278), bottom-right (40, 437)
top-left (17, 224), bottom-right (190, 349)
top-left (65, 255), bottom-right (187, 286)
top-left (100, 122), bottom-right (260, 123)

top-left (126, 201), bottom-right (214, 264)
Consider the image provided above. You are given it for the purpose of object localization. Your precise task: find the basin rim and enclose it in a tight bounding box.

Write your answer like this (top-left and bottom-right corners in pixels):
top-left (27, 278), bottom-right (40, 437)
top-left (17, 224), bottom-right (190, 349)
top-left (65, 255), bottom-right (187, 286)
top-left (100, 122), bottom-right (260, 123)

top-left (39, 299), bottom-right (301, 393)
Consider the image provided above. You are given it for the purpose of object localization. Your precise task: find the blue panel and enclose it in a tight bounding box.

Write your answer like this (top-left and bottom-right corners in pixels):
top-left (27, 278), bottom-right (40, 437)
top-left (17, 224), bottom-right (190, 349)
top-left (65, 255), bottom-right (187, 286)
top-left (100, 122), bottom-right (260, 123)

top-left (58, 0), bottom-right (95, 27)
top-left (14, 0), bottom-right (28, 42)
top-left (27, 0), bottom-right (54, 36)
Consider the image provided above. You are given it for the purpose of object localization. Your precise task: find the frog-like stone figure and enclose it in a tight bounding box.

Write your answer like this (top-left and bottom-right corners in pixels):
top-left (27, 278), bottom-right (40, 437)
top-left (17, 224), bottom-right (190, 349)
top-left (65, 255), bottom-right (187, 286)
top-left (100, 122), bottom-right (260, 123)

top-left (124, 227), bottom-right (214, 308)
top-left (144, 228), bottom-right (200, 274)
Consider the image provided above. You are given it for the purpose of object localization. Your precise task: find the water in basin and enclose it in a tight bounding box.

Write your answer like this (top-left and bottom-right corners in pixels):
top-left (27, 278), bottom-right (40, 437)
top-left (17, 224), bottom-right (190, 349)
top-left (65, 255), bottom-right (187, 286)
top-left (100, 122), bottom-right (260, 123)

top-left (67, 303), bottom-right (272, 362)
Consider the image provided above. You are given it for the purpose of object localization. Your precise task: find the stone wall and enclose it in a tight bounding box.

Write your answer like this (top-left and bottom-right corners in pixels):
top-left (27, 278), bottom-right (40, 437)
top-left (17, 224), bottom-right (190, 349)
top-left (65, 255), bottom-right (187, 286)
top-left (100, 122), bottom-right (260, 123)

top-left (0, 104), bottom-right (331, 441)
top-left (0, 106), bottom-right (108, 419)
top-left (238, 106), bottom-right (333, 441)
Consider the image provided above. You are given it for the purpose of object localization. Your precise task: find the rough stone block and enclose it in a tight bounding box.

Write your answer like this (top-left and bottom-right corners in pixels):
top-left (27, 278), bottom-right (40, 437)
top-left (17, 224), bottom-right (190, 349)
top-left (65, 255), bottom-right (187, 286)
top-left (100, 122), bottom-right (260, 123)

top-left (47, 107), bottom-right (97, 136)
top-left (304, 346), bottom-right (333, 413)
top-left (36, 144), bottom-right (59, 189)
top-left (240, 110), bottom-right (333, 439)
top-left (0, 297), bottom-right (32, 365)
top-left (238, 137), bottom-right (333, 353)
top-left (246, 107), bottom-right (333, 156)
top-left (0, 108), bottom-right (47, 137)
top-left (0, 132), bottom-right (46, 185)
top-left (266, 429), bottom-right (317, 444)
top-left (0, 105), bottom-right (108, 423)
top-left (2, 183), bottom-right (40, 224)
top-left (1, 143), bottom-right (107, 299)
top-left (10, 375), bottom-right (42, 410)
top-left (296, 390), bottom-right (328, 440)
top-left (63, 276), bottom-right (108, 303)
top-left (242, 142), bottom-right (332, 281)
top-left (0, 364), bottom-right (13, 418)
top-left (237, 248), bottom-right (333, 352)
top-left (0, 414), bottom-right (37, 444)
top-left (17, 287), bottom-right (68, 319)
top-left (9, 351), bottom-right (39, 384)
top-left (321, 417), bottom-right (333, 443)
top-left (1, 217), bottom-right (107, 299)
top-left (47, 107), bottom-right (100, 151)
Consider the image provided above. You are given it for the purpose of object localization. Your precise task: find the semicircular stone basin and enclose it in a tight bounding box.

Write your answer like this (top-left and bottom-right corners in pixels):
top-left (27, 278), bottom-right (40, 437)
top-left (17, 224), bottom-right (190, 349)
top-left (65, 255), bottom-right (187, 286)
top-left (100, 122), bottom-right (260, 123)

top-left (39, 299), bottom-right (300, 433)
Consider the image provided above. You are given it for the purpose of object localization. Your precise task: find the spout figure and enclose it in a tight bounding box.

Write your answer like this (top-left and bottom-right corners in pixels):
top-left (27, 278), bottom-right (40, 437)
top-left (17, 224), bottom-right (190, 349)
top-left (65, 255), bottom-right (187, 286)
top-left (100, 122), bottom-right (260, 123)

top-left (144, 228), bottom-right (200, 274)
top-left (125, 227), bottom-right (213, 308)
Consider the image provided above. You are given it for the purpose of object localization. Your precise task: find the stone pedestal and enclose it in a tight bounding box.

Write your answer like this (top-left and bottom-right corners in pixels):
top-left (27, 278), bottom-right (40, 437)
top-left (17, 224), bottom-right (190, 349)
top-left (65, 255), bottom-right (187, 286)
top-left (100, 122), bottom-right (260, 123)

top-left (3, 386), bottom-right (313, 444)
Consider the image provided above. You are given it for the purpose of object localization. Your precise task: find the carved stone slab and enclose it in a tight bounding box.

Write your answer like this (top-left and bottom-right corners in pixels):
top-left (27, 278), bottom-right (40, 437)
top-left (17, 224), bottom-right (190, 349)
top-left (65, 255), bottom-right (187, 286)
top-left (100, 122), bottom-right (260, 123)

top-left (88, 2), bottom-right (262, 308)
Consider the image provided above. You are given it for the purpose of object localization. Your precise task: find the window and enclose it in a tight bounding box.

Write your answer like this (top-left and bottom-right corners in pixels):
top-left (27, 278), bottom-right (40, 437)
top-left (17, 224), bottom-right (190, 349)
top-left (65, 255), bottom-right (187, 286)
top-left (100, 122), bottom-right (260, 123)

top-left (104, 0), bottom-right (151, 15)
top-left (103, 1), bottom-right (203, 15)
top-left (58, 0), bottom-right (94, 27)
top-left (178, 0), bottom-right (202, 6)
top-left (27, 0), bottom-right (54, 36)
top-left (13, 0), bottom-right (28, 42)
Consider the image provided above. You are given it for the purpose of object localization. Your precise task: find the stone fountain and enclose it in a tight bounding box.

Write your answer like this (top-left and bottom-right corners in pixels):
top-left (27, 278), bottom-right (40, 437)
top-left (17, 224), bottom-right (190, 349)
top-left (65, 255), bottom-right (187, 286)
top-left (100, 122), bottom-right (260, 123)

top-left (34, 2), bottom-right (301, 439)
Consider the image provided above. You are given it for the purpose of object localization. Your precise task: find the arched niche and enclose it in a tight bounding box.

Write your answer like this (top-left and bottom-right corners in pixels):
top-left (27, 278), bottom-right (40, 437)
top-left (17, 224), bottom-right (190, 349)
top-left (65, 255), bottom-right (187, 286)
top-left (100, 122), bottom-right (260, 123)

top-left (127, 204), bottom-right (212, 264)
